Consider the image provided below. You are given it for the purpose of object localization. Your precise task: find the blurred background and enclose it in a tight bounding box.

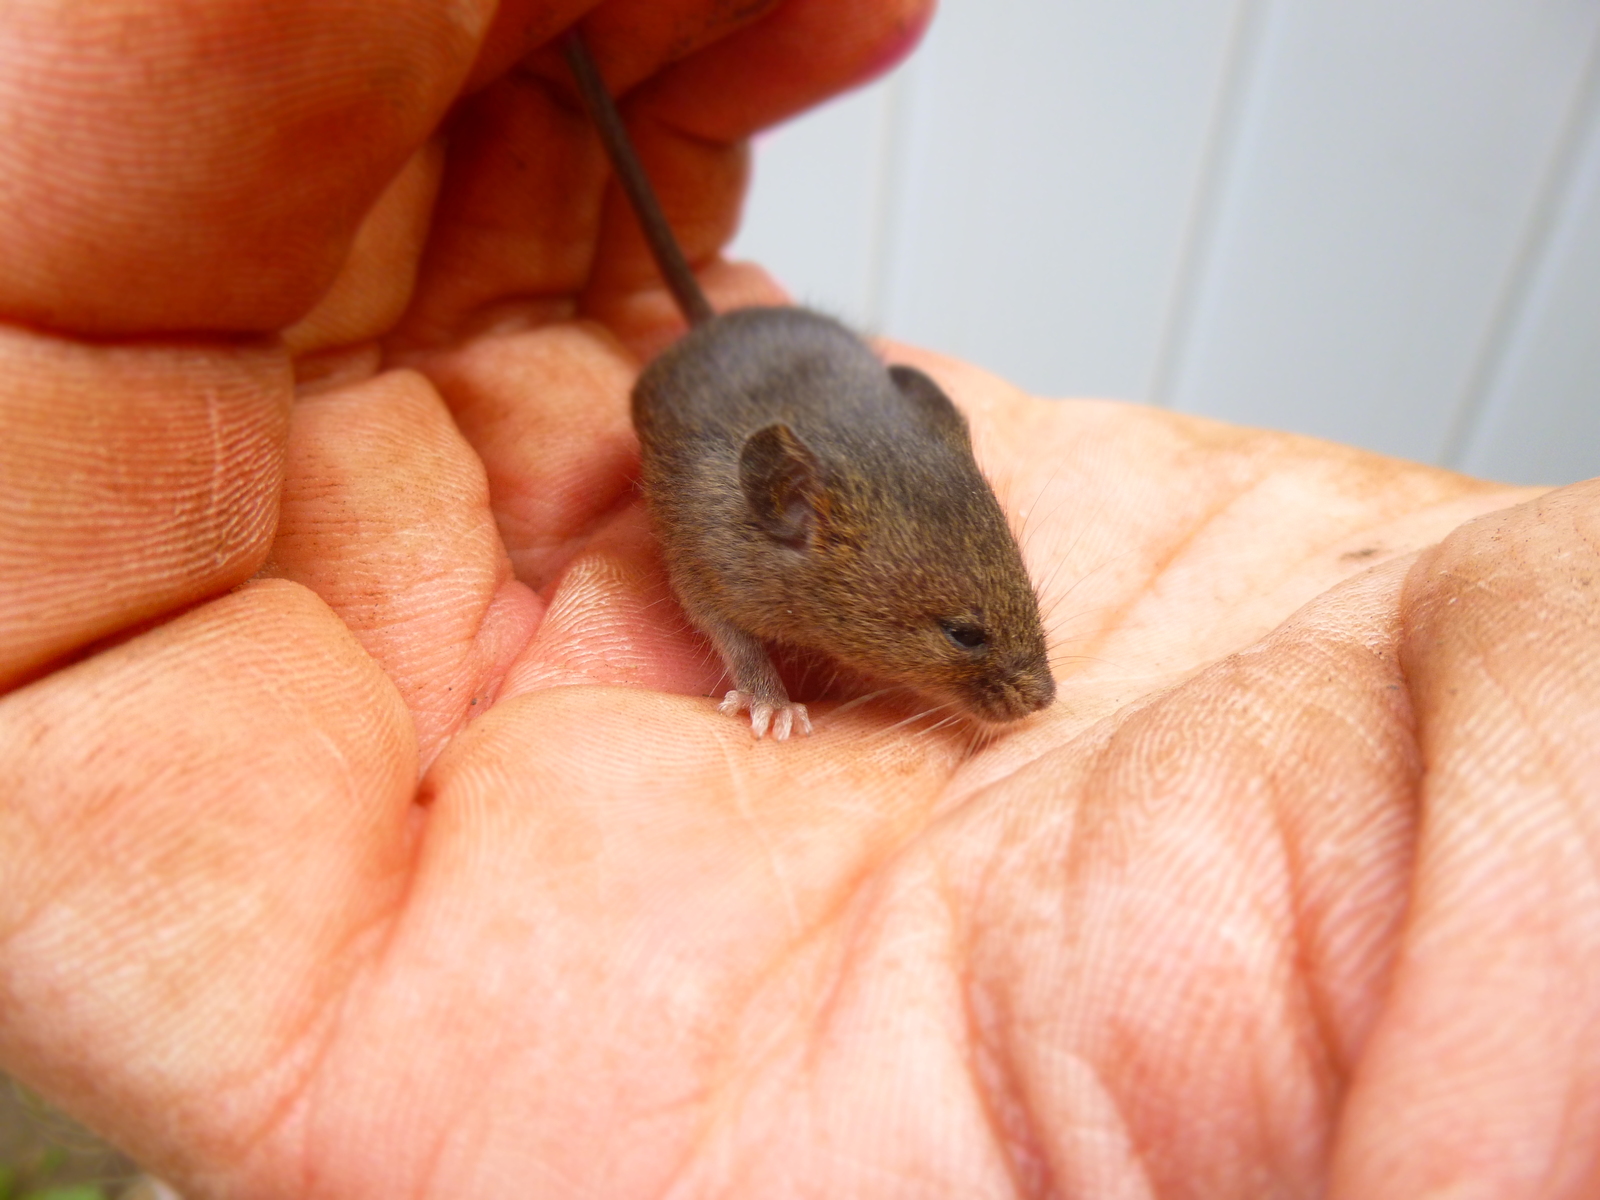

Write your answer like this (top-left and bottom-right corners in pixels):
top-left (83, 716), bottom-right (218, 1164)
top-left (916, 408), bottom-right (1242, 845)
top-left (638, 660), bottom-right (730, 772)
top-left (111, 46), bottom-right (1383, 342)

top-left (0, 1078), bottom-right (164, 1200)
top-left (730, 0), bottom-right (1600, 485)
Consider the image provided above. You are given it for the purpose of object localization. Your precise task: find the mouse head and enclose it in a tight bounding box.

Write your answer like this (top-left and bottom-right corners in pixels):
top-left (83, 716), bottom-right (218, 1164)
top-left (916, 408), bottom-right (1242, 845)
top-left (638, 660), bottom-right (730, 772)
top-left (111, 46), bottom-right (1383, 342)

top-left (737, 365), bottom-right (1056, 724)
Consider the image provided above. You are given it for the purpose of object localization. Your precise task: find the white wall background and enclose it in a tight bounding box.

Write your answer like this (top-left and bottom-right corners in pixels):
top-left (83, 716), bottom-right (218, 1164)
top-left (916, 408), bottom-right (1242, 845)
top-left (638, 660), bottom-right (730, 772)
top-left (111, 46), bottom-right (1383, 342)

top-left (729, 0), bottom-right (1600, 486)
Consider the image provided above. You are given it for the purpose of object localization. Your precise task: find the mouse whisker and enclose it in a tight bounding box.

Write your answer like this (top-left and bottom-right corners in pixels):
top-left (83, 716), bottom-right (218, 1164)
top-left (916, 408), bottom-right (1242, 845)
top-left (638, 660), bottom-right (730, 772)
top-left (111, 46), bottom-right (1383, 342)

top-left (1034, 545), bottom-right (1136, 632)
top-left (1056, 661), bottom-right (1114, 683)
top-left (879, 699), bottom-right (962, 736)
top-left (913, 713), bottom-right (966, 739)
top-left (1053, 542), bottom-right (1142, 603)
top-left (820, 686), bottom-right (899, 722)
top-left (1012, 462), bottom-right (1071, 547)
top-left (959, 724), bottom-right (991, 758)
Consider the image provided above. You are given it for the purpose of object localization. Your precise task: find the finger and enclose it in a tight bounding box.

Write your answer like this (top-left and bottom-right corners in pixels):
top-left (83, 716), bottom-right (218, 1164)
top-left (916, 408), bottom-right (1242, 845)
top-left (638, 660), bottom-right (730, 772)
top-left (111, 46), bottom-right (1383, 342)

top-left (413, 319), bottom-right (792, 705)
top-left (387, 63), bottom-right (605, 347)
top-left (395, 0), bottom-right (926, 348)
top-left (579, 0), bottom-right (932, 343)
top-left (394, 0), bottom-right (771, 347)
top-left (284, 143), bottom-right (446, 374)
top-left (262, 369), bottom-right (542, 770)
top-left (393, 0), bottom-right (784, 348)
top-left (0, 325), bottom-right (290, 691)
top-left (495, 503), bottom-right (730, 702)
top-left (458, 0), bottom-right (780, 97)
top-left (461, 0), bottom-right (589, 94)
top-left (0, 0), bottom-right (492, 335)
top-left (1331, 482), bottom-right (1600, 1200)
top-left (0, 580), bottom-right (416, 1195)
top-left (407, 321), bottom-right (642, 589)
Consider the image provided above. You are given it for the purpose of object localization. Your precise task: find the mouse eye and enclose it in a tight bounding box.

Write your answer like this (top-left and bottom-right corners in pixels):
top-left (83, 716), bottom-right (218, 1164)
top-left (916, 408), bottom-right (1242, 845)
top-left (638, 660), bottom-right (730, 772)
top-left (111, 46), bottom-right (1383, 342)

top-left (940, 620), bottom-right (988, 653)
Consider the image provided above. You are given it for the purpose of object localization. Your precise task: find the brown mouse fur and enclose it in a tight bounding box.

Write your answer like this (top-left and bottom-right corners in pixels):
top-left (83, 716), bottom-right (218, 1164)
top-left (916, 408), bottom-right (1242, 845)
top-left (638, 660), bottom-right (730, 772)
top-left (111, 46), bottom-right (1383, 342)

top-left (564, 32), bottom-right (1055, 738)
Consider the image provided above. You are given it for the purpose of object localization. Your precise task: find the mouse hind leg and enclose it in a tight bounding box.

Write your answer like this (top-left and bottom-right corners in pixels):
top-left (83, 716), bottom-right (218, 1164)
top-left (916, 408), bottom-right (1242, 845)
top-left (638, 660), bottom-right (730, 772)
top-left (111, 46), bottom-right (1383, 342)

top-left (701, 617), bottom-right (812, 740)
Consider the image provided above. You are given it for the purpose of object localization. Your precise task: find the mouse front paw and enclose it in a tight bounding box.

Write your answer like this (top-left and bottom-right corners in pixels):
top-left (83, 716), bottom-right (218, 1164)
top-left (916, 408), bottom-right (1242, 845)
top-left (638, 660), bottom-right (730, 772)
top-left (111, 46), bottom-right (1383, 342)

top-left (718, 690), bottom-right (813, 741)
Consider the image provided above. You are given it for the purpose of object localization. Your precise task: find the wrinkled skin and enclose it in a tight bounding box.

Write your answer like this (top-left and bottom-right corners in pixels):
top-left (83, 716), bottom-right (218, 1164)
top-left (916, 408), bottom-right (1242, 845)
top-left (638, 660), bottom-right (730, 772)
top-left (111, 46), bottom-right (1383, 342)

top-left (1, 2), bottom-right (1598, 1197)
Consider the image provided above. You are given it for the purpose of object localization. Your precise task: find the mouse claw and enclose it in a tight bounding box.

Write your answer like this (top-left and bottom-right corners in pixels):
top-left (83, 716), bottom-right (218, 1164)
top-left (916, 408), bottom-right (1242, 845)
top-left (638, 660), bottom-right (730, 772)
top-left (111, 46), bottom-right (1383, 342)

top-left (749, 701), bottom-right (774, 739)
top-left (719, 692), bottom-right (812, 741)
top-left (779, 704), bottom-right (813, 739)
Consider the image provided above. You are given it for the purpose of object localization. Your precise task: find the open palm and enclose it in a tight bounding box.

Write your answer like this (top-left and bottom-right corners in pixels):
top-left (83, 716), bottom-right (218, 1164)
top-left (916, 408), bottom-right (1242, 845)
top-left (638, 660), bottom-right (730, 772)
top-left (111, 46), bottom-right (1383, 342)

top-left (3, 2), bottom-right (1597, 1197)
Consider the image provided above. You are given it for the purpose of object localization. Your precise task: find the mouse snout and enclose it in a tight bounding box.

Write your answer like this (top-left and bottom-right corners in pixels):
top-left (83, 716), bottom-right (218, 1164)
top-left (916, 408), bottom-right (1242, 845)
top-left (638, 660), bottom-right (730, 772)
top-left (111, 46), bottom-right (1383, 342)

top-left (966, 657), bottom-right (1056, 723)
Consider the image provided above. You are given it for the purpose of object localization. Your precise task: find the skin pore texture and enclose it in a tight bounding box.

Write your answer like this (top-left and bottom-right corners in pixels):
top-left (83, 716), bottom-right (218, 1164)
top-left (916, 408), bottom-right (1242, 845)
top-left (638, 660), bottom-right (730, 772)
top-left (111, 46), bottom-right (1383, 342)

top-left (2, 2), bottom-right (1600, 1199)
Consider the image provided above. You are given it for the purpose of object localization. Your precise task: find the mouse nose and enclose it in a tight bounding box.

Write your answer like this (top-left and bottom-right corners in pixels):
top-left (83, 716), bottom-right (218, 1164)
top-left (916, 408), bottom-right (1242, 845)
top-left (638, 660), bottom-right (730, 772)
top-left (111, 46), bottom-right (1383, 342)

top-left (973, 659), bottom-right (1056, 721)
top-left (1021, 667), bottom-right (1056, 712)
top-left (1009, 664), bottom-right (1056, 716)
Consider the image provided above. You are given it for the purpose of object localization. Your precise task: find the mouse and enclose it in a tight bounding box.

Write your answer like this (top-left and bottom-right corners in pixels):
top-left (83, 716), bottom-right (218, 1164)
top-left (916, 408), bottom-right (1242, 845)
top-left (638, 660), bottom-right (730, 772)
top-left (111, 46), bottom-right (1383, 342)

top-left (561, 30), bottom-right (1055, 740)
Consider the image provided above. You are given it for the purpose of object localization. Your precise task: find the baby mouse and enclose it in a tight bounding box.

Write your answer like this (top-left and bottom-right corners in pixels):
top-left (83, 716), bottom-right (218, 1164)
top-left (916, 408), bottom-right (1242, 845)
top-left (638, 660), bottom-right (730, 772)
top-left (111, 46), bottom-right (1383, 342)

top-left (561, 31), bottom-right (1055, 740)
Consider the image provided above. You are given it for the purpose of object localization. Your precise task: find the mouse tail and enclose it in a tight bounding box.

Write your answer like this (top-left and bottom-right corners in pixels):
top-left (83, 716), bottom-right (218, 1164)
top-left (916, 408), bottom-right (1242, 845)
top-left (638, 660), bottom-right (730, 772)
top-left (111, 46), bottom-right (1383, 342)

top-left (561, 30), bottom-right (717, 328)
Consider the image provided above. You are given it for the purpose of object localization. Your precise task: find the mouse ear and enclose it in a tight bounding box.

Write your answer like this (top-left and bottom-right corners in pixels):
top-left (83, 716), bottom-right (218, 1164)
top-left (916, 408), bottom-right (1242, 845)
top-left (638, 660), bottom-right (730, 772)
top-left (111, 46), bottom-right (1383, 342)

top-left (889, 364), bottom-right (971, 449)
top-left (740, 423), bottom-right (826, 548)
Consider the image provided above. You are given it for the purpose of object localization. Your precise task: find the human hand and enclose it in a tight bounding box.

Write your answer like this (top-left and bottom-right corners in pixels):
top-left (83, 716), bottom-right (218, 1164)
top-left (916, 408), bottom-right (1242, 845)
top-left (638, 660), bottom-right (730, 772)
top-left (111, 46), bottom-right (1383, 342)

top-left (4, 1), bottom-right (1598, 1197)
